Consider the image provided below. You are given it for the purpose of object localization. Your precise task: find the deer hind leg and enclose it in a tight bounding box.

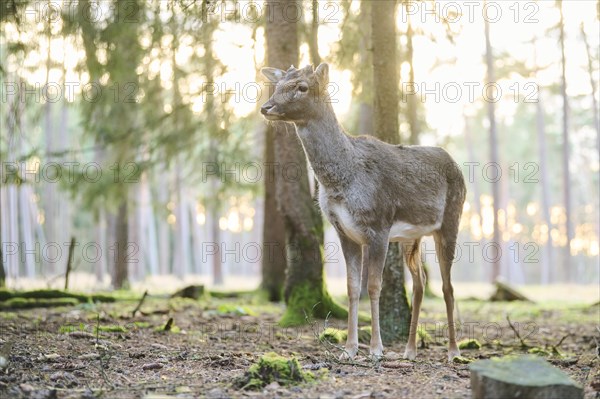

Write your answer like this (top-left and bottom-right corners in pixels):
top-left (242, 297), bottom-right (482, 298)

top-left (403, 239), bottom-right (424, 360)
top-left (338, 235), bottom-right (363, 360)
top-left (434, 230), bottom-right (460, 361)
top-left (366, 237), bottom-right (389, 359)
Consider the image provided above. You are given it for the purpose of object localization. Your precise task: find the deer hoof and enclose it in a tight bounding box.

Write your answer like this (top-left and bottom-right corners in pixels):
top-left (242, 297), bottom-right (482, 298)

top-left (403, 347), bottom-right (417, 360)
top-left (340, 346), bottom-right (358, 360)
top-left (447, 348), bottom-right (461, 362)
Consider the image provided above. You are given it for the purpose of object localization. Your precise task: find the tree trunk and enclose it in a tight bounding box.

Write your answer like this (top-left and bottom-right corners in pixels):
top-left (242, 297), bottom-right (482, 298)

top-left (113, 201), bottom-right (129, 289)
top-left (580, 22), bottom-right (599, 156)
top-left (309, 0), bottom-right (321, 66)
top-left (261, 125), bottom-right (288, 301)
top-left (484, 4), bottom-right (502, 282)
top-left (558, 0), bottom-right (572, 282)
top-left (208, 197), bottom-right (223, 286)
top-left (580, 21), bottom-right (600, 253)
top-left (533, 40), bottom-right (553, 284)
top-left (371, 0), bottom-right (411, 344)
top-left (405, 10), bottom-right (419, 147)
top-left (265, 0), bottom-right (346, 326)
top-left (0, 246), bottom-right (5, 288)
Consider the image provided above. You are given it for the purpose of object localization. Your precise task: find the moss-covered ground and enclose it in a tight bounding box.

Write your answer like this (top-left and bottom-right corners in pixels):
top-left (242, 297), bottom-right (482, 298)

top-left (0, 290), bottom-right (598, 398)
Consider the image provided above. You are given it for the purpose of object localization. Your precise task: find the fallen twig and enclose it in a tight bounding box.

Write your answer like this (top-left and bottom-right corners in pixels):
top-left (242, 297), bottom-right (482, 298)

top-left (506, 315), bottom-right (531, 349)
top-left (131, 290), bottom-right (148, 318)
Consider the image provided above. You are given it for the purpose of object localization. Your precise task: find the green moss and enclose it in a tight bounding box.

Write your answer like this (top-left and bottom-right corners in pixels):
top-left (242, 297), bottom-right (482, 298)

top-left (209, 289), bottom-right (257, 299)
top-left (459, 339), bottom-right (482, 350)
top-left (94, 325), bottom-right (128, 333)
top-left (0, 289), bottom-right (118, 304)
top-left (279, 281), bottom-right (347, 327)
top-left (319, 326), bottom-right (371, 344)
top-left (216, 303), bottom-right (256, 316)
top-left (236, 352), bottom-right (317, 390)
top-left (0, 297), bottom-right (79, 310)
top-left (319, 328), bottom-right (347, 343)
top-left (528, 347), bottom-right (552, 357)
top-left (452, 356), bottom-right (473, 364)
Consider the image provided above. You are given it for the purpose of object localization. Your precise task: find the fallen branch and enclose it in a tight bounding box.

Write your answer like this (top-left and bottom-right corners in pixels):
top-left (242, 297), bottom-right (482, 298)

top-left (506, 315), bottom-right (531, 349)
top-left (64, 237), bottom-right (76, 291)
top-left (163, 317), bottom-right (174, 332)
top-left (131, 290), bottom-right (148, 318)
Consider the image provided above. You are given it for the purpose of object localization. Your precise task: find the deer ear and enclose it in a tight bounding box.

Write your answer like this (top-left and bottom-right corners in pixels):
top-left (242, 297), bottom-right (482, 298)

top-left (261, 67), bottom-right (286, 83)
top-left (314, 63), bottom-right (329, 86)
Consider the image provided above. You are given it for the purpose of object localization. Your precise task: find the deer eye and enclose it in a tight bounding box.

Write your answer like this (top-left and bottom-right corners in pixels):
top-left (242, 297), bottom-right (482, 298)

top-left (298, 83), bottom-right (308, 92)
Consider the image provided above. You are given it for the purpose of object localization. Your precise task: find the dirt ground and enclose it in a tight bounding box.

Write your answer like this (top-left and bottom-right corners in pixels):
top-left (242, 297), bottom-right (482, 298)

top-left (0, 293), bottom-right (598, 398)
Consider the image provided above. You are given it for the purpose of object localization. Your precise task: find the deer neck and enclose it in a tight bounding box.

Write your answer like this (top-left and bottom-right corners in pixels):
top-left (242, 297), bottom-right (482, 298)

top-left (293, 101), bottom-right (355, 189)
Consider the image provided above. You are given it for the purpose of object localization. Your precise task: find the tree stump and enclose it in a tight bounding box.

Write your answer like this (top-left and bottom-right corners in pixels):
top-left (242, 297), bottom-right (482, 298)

top-left (489, 281), bottom-right (531, 302)
top-left (469, 356), bottom-right (583, 399)
top-left (171, 285), bottom-right (205, 300)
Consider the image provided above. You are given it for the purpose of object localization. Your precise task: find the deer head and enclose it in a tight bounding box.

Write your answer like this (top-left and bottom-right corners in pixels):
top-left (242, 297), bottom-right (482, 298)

top-left (260, 63), bottom-right (329, 122)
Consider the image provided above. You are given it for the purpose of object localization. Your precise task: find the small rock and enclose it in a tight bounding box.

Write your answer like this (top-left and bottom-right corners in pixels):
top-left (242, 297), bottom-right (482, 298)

top-left (384, 351), bottom-right (401, 360)
top-left (68, 331), bottom-right (95, 339)
top-left (381, 361), bottom-right (413, 369)
top-left (205, 387), bottom-right (228, 398)
top-left (19, 383), bottom-right (35, 392)
top-left (77, 353), bottom-right (100, 361)
top-left (265, 381), bottom-right (280, 390)
top-left (151, 343), bottom-right (168, 351)
top-left (142, 362), bottom-right (164, 371)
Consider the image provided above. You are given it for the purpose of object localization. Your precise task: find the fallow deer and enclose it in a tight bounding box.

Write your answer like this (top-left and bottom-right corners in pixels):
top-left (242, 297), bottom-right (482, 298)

top-left (261, 63), bottom-right (466, 361)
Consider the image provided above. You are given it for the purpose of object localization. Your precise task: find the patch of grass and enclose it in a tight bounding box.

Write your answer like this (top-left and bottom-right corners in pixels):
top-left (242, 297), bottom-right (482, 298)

top-left (59, 323), bottom-right (87, 334)
top-left (133, 321), bottom-right (150, 328)
top-left (459, 339), bottom-right (482, 350)
top-left (236, 352), bottom-right (321, 390)
top-left (0, 312), bottom-right (17, 320)
top-left (417, 325), bottom-right (432, 343)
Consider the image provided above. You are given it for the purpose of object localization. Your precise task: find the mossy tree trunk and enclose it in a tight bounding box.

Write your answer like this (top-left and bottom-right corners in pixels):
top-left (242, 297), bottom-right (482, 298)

top-left (264, 0), bottom-right (346, 326)
top-left (371, 0), bottom-right (411, 344)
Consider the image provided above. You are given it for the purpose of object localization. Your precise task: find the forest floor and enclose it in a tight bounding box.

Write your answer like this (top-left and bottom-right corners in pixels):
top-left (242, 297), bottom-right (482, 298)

top-left (0, 290), bottom-right (598, 398)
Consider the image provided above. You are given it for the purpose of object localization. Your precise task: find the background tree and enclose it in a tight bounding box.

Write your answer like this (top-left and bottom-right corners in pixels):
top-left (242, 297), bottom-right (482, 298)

top-left (557, 0), bottom-right (572, 281)
top-left (484, 1), bottom-right (501, 283)
top-left (264, 0), bottom-right (346, 326)
top-left (371, 0), bottom-right (411, 343)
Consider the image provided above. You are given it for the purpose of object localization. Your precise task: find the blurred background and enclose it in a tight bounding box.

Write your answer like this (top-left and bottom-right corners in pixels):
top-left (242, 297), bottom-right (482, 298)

top-left (0, 0), bottom-right (598, 299)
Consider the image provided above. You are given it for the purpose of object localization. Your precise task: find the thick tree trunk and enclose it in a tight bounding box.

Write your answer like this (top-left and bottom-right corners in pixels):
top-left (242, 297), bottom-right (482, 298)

top-left (261, 125), bottom-right (287, 301)
top-left (558, 1), bottom-right (572, 282)
top-left (265, 0), bottom-right (346, 326)
top-left (484, 7), bottom-right (502, 282)
top-left (371, 0), bottom-right (411, 344)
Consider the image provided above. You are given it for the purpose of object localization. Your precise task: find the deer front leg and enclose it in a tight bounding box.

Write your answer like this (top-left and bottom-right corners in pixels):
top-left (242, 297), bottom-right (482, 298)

top-left (366, 238), bottom-right (389, 360)
top-left (339, 235), bottom-right (363, 360)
